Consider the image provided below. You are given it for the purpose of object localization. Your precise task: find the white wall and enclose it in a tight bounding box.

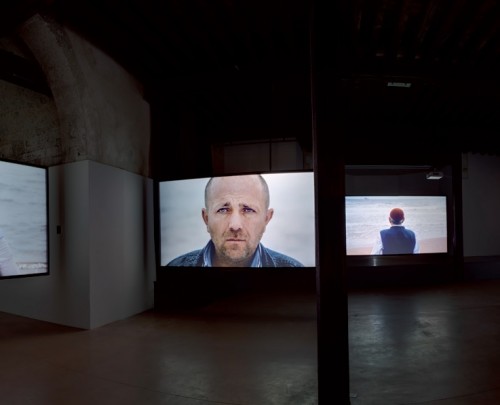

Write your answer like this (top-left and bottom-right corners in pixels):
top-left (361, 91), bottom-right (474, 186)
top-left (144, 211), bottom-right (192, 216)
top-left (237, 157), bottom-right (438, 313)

top-left (0, 161), bottom-right (155, 329)
top-left (462, 153), bottom-right (500, 257)
top-left (89, 161), bottom-right (155, 328)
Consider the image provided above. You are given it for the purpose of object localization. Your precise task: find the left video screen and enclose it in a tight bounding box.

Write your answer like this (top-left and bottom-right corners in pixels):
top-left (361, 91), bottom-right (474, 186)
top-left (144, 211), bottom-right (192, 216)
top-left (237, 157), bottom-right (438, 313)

top-left (0, 160), bottom-right (48, 278)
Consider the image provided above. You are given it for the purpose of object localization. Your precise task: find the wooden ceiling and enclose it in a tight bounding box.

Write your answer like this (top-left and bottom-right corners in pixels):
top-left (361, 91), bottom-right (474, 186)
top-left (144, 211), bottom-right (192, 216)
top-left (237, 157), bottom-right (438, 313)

top-left (3, 0), bottom-right (500, 156)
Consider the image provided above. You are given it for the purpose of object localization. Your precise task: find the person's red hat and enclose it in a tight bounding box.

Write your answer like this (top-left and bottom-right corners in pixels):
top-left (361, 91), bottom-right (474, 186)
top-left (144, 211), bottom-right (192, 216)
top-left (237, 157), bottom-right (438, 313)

top-left (390, 208), bottom-right (405, 224)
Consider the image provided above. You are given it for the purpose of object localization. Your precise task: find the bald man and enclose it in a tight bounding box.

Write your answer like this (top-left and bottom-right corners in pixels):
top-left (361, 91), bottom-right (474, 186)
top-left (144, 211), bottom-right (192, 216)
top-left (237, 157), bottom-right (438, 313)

top-left (167, 175), bottom-right (304, 267)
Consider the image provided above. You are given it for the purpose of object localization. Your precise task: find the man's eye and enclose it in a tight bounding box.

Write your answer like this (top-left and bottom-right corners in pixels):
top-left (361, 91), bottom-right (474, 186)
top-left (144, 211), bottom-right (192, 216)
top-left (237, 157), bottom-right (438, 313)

top-left (242, 207), bottom-right (256, 213)
top-left (217, 207), bottom-right (229, 213)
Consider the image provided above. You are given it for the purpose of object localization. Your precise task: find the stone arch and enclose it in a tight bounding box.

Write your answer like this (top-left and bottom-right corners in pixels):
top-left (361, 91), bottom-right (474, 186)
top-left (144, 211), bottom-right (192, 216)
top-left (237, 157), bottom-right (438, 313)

top-left (13, 13), bottom-right (151, 175)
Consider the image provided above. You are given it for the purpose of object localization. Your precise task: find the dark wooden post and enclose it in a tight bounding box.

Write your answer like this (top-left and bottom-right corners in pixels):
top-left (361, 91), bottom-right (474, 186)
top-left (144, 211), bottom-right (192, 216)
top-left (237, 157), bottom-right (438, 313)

top-left (310, 1), bottom-right (351, 403)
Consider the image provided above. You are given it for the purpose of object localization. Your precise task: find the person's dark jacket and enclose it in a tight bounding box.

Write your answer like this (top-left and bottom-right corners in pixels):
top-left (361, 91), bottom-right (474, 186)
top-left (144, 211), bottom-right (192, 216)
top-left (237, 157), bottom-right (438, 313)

top-left (380, 226), bottom-right (416, 254)
top-left (167, 242), bottom-right (304, 267)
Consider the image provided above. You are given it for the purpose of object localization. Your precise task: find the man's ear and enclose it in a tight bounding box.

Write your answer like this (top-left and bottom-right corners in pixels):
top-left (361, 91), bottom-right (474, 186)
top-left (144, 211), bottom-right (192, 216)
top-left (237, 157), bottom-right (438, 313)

top-left (202, 208), bottom-right (209, 226)
top-left (265, 208), bottom-right (274, 224)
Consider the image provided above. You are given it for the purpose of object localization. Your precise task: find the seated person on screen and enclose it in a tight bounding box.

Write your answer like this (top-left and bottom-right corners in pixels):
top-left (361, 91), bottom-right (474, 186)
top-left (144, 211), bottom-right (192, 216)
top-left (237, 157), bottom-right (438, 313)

top-left (371, 208), bottom-right (420, 255)
top-left (166, 174), bottom-right (304, 267)
top-left (0, 229), bottom-right (20, 276)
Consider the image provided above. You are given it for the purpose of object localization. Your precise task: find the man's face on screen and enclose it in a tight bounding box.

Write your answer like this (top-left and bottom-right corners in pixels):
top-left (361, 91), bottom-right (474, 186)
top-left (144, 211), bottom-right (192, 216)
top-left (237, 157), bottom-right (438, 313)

top-left (202, 175), bottom-right (273, 267)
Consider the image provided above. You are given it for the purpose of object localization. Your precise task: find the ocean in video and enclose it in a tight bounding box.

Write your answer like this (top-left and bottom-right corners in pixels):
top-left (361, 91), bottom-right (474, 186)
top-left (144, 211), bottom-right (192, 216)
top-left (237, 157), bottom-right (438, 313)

top-left (0, 161), bottom-right (47, 275)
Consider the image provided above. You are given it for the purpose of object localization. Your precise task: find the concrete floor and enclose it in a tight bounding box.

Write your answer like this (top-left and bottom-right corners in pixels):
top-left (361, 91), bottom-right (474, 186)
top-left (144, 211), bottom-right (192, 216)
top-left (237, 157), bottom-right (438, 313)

top-left (348, 279), bottom-right (500, 405)
top-left (2, 279), bottom-right (500, 404)
top-left (0, 291), bottom-right (317, 405)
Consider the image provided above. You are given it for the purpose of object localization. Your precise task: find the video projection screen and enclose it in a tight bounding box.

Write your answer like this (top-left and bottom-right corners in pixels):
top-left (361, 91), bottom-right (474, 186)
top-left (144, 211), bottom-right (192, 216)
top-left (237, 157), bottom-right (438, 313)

top-left (159, 172), bottom-right (316, 267)
top-left (345, 195), bottom-right (448, 256)
top-left (0, 160), bottom-right (48, 278)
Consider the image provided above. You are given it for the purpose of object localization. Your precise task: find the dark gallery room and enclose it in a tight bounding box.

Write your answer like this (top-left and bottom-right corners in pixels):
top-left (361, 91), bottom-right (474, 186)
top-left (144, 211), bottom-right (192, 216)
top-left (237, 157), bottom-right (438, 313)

top-left (1, 1), bottom-right (500, 404)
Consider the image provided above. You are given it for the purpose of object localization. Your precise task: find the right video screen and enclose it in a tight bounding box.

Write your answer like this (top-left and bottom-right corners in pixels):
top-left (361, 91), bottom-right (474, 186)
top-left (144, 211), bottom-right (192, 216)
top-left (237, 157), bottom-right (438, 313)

top-left (345, 195), bottom-right (448, 256)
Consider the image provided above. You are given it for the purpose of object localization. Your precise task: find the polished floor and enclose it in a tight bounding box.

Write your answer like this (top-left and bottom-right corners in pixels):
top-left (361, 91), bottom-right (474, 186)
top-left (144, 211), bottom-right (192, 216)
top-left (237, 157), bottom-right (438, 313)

top-left (2, 279), bottom-right (500, 404)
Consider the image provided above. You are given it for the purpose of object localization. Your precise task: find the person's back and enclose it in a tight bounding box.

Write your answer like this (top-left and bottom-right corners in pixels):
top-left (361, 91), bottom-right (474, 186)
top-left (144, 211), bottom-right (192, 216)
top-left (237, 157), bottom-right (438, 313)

top-left (380, 226), bottom-right (416, 254)
top-left (371, 207), bottom-right (419, 255)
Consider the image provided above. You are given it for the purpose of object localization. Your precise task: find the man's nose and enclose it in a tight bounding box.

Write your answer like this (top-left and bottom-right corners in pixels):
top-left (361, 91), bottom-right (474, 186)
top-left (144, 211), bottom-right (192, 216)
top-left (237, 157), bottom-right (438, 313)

top-left (228, 212), bottom-right (243, 231)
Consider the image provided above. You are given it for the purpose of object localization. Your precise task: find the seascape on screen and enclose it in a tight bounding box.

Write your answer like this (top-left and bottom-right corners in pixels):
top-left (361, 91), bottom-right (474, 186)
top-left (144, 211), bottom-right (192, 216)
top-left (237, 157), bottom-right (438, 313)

top-left (345, 196), bottom-right (448, 255)
top-left (0, 161), bottom-right (47, 275)
top-left (160, 173), bottom-right (316, 267)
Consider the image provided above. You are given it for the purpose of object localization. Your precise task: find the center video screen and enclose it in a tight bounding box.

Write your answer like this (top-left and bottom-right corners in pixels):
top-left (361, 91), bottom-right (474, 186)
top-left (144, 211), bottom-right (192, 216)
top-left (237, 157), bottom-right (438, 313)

top-left (345, 195), bottom-right (448, 256)
top-left (159, 172), bottom-right (316, 267)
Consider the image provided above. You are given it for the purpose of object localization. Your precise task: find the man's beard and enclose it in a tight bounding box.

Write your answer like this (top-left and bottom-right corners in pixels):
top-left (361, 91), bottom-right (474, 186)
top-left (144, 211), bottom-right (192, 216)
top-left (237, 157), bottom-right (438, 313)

top-left (220, 240), bottom-right (253, 264)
